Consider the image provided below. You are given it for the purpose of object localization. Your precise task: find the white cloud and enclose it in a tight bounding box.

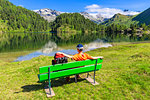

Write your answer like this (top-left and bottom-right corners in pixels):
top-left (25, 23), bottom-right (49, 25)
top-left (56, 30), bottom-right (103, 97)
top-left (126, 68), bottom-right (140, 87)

top-left (85, 4), bottom-right (140, 18)
top-left (85, 4), bottom-right (100, 9)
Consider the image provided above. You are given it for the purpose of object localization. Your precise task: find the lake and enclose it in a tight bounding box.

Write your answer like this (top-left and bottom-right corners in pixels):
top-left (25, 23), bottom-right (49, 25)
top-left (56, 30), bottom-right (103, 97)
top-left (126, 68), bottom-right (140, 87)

top-left (1, 31), bottom-right (148, 62)
top-left (0, 32), bottom-right (114, 61)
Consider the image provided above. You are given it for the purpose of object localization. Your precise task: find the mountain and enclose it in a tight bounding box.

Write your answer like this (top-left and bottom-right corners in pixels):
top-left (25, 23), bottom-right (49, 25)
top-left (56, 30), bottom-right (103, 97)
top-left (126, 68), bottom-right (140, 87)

top-left (132, 8), bottom-right (150, 25)
top-left (34, 9), bottom-right (107, 23)
top-left (102, 13), bottom-right (138, 27)
top-left (80, 12), bottom-right (107, 23)
top-left (0, 0), bottom-right (50, 32)
top-left (102, 8), bottom-right (150, 26)
top-left (34, 8), bottom-right (62, 22)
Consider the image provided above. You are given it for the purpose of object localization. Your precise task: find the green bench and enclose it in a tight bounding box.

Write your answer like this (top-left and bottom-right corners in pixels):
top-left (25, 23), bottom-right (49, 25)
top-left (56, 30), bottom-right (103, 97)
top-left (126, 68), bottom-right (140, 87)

top-left (38, 58), bottom-right (103, 97)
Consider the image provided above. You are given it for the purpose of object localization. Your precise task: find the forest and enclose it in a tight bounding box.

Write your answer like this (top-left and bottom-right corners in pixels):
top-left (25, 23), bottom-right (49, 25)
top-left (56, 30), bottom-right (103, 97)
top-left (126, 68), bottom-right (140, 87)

top-left (51, 13), bottom-right (150, 42)
top-left (0, 0), bottom-right (150, 44)
top-left (0, 0), bottom-right (51, 32)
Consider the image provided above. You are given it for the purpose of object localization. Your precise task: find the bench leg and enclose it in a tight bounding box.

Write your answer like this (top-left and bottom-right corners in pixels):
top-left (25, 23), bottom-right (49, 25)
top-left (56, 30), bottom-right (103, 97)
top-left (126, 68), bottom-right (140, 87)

top-left (85, 75), bottom-right (99, 85)
top-left (87, 72), bottom-right (89, 78)
top-left (85, 59), bottom-right (99, 85)
top-left (94, 70), bottom-right (96, 84)
top-left (48, 67), bottom-right (51, 95)
top-left (45, 86), bottom-right (55, 97)
top-left (44, 67), bottom-right (55, 97)
top-left (75, 75), bottom-right (77, 83)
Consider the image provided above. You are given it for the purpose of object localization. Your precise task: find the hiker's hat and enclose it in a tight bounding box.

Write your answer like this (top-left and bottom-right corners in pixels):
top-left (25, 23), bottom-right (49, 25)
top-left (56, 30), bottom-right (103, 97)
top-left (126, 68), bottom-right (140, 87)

top-left (76, 44), bottom-right (83, 49)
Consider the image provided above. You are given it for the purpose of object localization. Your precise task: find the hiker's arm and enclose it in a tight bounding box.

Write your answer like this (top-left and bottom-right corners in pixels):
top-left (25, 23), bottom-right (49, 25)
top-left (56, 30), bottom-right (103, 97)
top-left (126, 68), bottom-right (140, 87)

top-left (91, 56), bottom-right (103, 59)
top-left (57, 52), bottom-right (73, 59)
top-left (86, 53), bottom-right (103, 59)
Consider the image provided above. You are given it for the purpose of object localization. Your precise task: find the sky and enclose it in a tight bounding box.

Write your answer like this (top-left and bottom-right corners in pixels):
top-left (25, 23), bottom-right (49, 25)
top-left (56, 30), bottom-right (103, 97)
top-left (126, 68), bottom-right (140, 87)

top-left (9, 0), bottom-right (150, 18)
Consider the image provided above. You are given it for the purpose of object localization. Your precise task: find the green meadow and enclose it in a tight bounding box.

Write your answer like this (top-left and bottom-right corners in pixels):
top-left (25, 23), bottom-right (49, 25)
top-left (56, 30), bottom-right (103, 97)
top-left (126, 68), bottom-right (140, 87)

top-left (0, 42), bottom-right (150, 100)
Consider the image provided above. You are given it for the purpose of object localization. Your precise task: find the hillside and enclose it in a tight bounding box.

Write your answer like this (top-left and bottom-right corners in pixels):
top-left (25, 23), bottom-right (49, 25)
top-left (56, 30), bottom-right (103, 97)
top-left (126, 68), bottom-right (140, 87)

top-left (0, 19), bottom-right (8, 33)
top-left (102, 13), bottom-right (138, 27)
top-left (0, 0), bottom-right (50, 32)
top-left (51, 13), bottom-right (150, 41)
top-left (50, 13), bottom-right (99, 39)
top-left (51, 13), bottom-right (97, 33)
top-left (102, 8), bottom-right (150, 26)
top-left (132, 8), bottom-right (150, 25)
top-left (0, 42), bottom-right (150, 99)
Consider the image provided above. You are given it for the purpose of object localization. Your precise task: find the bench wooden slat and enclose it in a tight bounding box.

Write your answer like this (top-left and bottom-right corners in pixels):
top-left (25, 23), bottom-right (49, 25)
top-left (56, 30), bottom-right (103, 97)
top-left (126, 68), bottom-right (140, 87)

top-left (38, 64), bottom-right (102, 82)
top-left (39, 59), bottom-right (102, 73)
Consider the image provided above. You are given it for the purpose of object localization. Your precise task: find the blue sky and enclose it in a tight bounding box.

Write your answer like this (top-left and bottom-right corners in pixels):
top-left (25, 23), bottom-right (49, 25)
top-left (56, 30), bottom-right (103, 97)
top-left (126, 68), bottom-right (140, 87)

top-left (9, 0), bottom-right (150, 18)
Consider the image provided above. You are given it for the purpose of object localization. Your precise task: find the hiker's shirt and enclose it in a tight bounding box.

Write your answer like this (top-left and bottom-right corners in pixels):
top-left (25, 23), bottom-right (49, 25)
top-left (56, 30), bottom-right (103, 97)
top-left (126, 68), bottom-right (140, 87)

top-left (73, 53), bottom-right (93, 61)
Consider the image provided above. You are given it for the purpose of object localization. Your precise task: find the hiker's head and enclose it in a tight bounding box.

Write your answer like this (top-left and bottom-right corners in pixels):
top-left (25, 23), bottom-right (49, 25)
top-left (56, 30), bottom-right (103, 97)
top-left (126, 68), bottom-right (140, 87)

top-left (76, 44), bottom-right (83, 52)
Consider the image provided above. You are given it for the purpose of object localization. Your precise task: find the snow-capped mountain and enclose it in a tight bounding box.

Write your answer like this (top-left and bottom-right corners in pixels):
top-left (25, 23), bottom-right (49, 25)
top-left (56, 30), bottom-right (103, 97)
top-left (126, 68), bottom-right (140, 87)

top-left (80, 12), bottom-right (108, 23)
top-left (33, 8), bottom-right (62, 22)
top-left (34, 8), bottom-right (108, 23)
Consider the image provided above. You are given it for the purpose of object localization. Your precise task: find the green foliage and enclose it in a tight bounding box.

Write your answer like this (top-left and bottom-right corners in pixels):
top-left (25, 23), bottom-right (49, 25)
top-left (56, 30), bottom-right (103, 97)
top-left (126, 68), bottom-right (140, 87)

top-left (133, 8), bottom-right (150, 25)
top-left (51, 13), bottom-right (98, 32)
top-left (0, 19), bottom-right (8, 32)
top-left (0, 0), bottom-right (51, 32)
top-left (0, 0), bottom-right (150, 43)
top-left (50, 13), bottom-right (150, 42)
top-left (102, 13), bottom-right (139, 27)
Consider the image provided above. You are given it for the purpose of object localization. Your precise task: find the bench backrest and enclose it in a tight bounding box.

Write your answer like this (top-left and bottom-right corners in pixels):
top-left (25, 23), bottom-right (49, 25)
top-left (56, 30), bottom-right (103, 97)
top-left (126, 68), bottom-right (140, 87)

top-left (38, 58), bottom-right (103, 82)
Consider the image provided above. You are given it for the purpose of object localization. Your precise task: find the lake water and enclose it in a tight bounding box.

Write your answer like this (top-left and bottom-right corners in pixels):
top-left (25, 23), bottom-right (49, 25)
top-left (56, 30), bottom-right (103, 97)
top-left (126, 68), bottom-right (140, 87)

top-left (4, 32), bottom-right (141, 61)
top-left (14, 39), bottom-right (112, 61)
top-left (0, 32), bottom-right (114, 61)
top-left (1, 32), bottom-right (149, 62)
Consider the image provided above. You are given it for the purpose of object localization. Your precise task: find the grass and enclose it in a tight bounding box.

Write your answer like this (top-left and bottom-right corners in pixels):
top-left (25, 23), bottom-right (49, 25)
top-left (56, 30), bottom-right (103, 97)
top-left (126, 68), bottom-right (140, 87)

top-left (0, 42), bottom-right (150, 99)
top-left (0, 50), bottom-right (35, 62)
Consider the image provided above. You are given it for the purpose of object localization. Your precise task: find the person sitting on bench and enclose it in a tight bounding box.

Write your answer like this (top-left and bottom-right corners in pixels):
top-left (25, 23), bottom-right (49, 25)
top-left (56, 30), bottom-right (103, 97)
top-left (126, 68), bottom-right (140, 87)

top-left (57, 44), bottom-right (103, 82)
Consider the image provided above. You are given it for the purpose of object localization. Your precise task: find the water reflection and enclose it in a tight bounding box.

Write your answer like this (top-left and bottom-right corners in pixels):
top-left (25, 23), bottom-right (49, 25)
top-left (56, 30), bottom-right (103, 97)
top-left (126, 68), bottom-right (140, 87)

top-left (84, 39), bottom-right (112, 51)
top-left (0, 32), bottom-right (52, 52)
top-left (41, 41), bottom-right (57, 53)
top-left (1, 32), bottom-right (114, 62)
top-left (14, 39), bottom-right (112, 62)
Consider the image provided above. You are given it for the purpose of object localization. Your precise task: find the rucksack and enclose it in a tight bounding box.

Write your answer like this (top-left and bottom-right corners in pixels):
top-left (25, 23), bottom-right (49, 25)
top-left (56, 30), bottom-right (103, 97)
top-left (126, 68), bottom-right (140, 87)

top-left (52, 53), bottom-right (68, 65)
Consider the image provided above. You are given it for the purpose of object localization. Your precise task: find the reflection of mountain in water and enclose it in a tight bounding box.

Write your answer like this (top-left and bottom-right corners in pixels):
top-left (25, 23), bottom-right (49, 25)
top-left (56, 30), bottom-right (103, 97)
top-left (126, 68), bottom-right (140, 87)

top-left (14, 39), bottom-right (112, 62)
top-left (84, 39), bottom-right (112, 51)
top-left (41, 41), bottom-right (57, 53)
